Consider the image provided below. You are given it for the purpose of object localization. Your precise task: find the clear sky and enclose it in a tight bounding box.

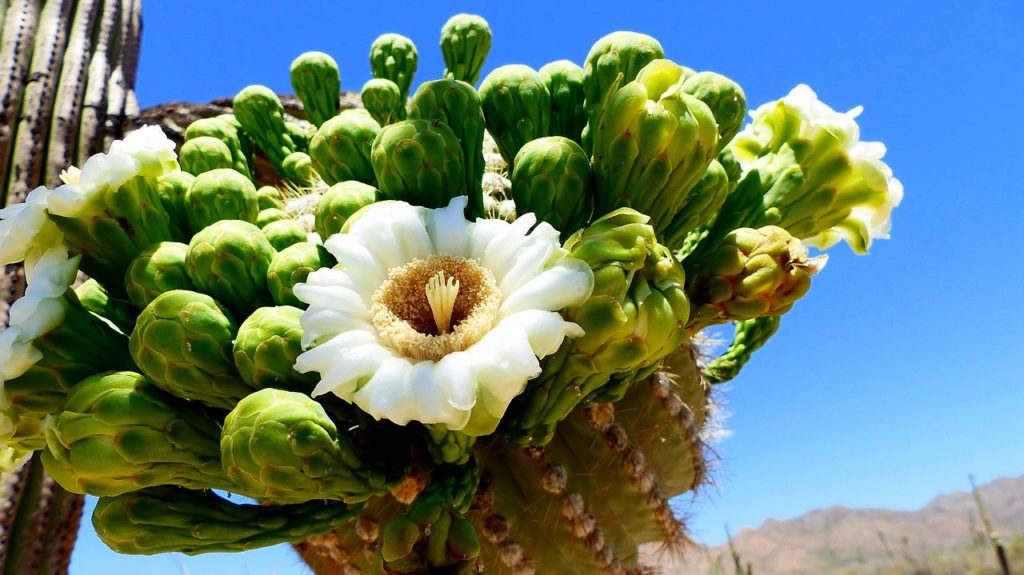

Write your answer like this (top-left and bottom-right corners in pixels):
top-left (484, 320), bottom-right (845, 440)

top-left (68, 1), bottom-right (1024, 573)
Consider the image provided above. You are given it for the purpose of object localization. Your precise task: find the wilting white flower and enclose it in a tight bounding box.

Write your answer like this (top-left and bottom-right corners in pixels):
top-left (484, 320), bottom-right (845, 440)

top-left (48, 125), bottom-right (178, 217)
top-left (732, 84), bottom-right (903, 254)
top-left (0, 187), bottom-right (63, 267)
top-left (1, 248), bottom-right (80, 384)
top-left (295, 197), bottom-right (593, 435)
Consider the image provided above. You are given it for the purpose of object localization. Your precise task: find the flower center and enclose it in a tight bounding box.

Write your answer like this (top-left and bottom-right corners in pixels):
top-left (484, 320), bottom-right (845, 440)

top-left (371, 255), bottom-right (501, 361)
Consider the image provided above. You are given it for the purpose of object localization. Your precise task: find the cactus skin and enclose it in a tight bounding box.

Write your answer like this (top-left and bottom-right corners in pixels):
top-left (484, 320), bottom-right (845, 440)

top-left (581, 32), bottom-right (666, 153)
top-left (440, 14), bottom-right (492, 85)
top-left (179, 136), bottom-right (234, 176)
top-left (540, 60), bottom-right (587, 145)
top-left (93, 486), bottom-right (360, 555)
top-left (156, 170), bottom-right (196, 241)
top-left (262, 219), bottom-right (308, 251)
top-left (502, 209), bottom-right (690, 446)
top-left (185, 220), bottom-right (276, 316)
top-left (408, 79), bottom-right (485, 217)
top-left (479, 65), bottom-right (551, 167)
top-left (592, 59), bottom-right (719, 234)
top-left (40, 371), bottom-right (232, 497)
top-left (686, 225), bottom-right (822, 330)
top-left (371, 119), bottom-right (466, 209)
top-left (184, 115), bottom-right (254, 180)
top-left (290, 51), bottom-right (341, 128)
top-left (510, 136), bottom-right (593, 240)
top-left (703, 316), bottom-right (782, 384)
top-left (233, 85), bottom-right (299, 170)
top-left (660, 159), bottom-right (731, 251)
top-left (221, 389), bottom-right (389, 504)
top-left (369, 34), bottom-right (418, 108)
top-left (682, 71), bottom-right (747, 154)
top-left (314, 181), bottom-right (380, 240)
top-left (267, 242), bottom-right (336, 308)
top-left (128, 290), bottom-right (252, 409)
top-left (124, 242), bottom-right (194, 310)
top-left (309, 110), bottom-right (381, 186)
top-left (361, 78), bottom-right (405, 127)
top-left (184, 168), bottom-right (259, 232)
top-left (232, 306), bottom-right (316, 391)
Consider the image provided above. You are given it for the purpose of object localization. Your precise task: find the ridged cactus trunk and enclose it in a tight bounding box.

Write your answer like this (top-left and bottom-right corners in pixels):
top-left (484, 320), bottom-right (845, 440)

top-left (0, 454), bottom-right (83, 575)
top-left (0, 0), bottom-right (141, 572)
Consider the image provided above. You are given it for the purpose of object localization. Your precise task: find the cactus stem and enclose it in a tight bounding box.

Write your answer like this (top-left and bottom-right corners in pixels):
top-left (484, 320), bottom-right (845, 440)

top-left (587, 403), bottom-right (692, 555)
top-left (473, 472), bottom-right (537, 574)
top-left (519, 446), bottom-right (633, 575)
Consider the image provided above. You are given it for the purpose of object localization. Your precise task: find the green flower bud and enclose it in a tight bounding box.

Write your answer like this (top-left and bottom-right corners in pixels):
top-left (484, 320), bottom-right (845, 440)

top-left (309, 109), bottom-right (381, 186)
top-left (156, 170), bottom-right (195, 241)
top-left (479, 65), bottom-right (551, 167)
top-left (232, 306), bottom-right (315, 391)
top-left (682, 71), bottom-right (747, 154)
top-left (257, 207), bottom-right (288, 228)
top-left (124, 241), bottom-right (195, 309)
top-left (221, 388), bottom-right (388, 503)
top-left (510, 136), bottom-right (593, 240)
top-left (256, 185), bottom-right (285, 210)
top-left (41, 371), bottom-right (230, 496)
top-left (281, 151), bottom-right (318, 186)
top-left (660, 159), bottom-right (731, 251)
top-left (128, 290), bottom-right (252, 408)
top-left (592, 58), bottom-right (719, 234)
top-left (687, 225), bottom-right (824, 329)
top-left (233, 85), bottom-right (299, 169)
top-left (290, 51), bottom-right (341, 128)
top-left (184, 168), bottom-right (259, 232)
top-left (369, 33), bottom-right (418, 105)
top-left (75, 278), bottom-right (135, 335)
top-left (361, 78), bottom-right (404, 127)
top-left (93, 486), bottom-right (359, 555)
top-left (503, 209), bottom-right (690, 445)
top-left (261, 218), bottom-right (308, 251)
top-left (267, 242), bottom-right (335, 308)
top-left (186, 220), bottom-right (276, 316)
top-left (424, 425), bottom-right (475, 466)
top-left (371, 119), bottom-right (465, 209)
top-left (314, 181), bottom-right (380, 240)
top-left (539, 60), bottom-right (587, 145)
top-left (440, 14), bottom-right (492, 85)
top-left (582, 31), bottom-right (665, 153)
top-left (408, 79), bottom-right (485, 217)
top-left (180, 136), bottom-right (234, 176)
top-left (185, 115), bottom-right (253, 179)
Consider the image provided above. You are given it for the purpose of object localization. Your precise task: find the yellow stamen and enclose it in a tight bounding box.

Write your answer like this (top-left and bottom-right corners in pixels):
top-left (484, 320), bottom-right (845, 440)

top-left (425, 270), bottom-right (460, 334)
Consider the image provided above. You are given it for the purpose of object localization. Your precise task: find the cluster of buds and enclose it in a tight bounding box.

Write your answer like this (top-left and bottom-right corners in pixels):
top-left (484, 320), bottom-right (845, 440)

top-left (0, 12), bottom-right (900, 574)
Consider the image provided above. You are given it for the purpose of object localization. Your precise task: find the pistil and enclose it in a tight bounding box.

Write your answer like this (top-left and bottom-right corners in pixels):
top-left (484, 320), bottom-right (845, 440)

top-left (425, 270), bottom-right (460, 334)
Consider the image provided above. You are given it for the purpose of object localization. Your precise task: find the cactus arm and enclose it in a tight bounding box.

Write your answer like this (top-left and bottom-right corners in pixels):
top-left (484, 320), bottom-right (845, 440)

top-left (703, 316), bottom-right (782, 384)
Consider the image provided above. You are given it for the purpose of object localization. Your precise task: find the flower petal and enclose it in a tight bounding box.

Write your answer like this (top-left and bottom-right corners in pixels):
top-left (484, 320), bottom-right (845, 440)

top-left (499, 257), bottom-right (594, 317)
top-left (426, 196), bottom-right (470, 257)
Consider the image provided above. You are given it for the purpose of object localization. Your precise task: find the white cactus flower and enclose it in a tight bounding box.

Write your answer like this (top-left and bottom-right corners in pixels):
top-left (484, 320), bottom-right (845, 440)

top-left (294, 196), bottom-right (593, 435)
top-left (732, 84), bottom-right (903, 253)
top-left (0, 186), bottom-right (63, 267)
top-left (48, 125), bottom-right (178, 217)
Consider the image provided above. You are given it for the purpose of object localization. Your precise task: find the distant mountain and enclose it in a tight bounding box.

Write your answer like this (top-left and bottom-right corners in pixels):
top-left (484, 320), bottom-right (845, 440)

top-left (643, 475), bottom-right (1024, 574)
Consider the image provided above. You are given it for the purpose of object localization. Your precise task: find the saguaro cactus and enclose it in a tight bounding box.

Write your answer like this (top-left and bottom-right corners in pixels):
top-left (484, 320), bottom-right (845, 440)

top-left (0, 10), bottom-right (902, 575)
top-left (0, 1), bottom-right (142, 572)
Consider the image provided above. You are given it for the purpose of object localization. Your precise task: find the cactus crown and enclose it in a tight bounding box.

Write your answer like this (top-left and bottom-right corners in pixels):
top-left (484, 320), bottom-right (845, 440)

top-left (0, 12), bottom-right (900, 575)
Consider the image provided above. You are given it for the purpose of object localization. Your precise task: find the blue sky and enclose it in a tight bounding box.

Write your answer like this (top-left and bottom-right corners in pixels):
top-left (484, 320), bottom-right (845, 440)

top-left (69, 1), bottom-right (1024, 572)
